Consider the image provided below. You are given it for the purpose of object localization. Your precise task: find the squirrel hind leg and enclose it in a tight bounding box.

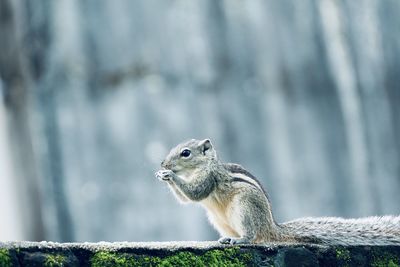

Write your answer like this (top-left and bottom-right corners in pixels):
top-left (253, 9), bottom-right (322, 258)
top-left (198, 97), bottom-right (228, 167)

top-left (218, 202), bottom-right (257, 245)
top-left (224, 193), bottom-right (264, 244)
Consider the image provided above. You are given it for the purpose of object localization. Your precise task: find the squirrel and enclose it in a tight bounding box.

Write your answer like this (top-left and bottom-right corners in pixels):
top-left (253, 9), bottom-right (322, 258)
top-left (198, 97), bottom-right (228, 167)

top-left (155, 139), bottom-right (400, 245)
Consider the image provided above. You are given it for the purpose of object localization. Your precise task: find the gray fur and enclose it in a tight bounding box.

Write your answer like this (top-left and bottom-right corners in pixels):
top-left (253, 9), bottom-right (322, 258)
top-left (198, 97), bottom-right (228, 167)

top-left (231, 177), bottom-right (259, 189)
top-left (224, 163), bottom-right (268, 195)
top-left (156, 139), bottom-right (400, 245)
top-left (282, 216), bottom-right (400, 245)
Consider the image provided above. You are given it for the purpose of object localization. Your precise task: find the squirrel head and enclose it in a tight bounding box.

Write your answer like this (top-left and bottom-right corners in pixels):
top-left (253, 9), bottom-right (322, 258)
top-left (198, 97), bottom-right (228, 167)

top-left (161, 139), bottom-right (217, 174)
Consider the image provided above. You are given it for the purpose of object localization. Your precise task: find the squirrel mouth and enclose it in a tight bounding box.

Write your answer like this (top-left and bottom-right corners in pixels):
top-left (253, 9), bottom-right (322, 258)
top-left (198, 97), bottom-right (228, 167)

top-left (169, 167), bottom-right (181, 173)
top-left (162, 165), bottom-right (177, 172)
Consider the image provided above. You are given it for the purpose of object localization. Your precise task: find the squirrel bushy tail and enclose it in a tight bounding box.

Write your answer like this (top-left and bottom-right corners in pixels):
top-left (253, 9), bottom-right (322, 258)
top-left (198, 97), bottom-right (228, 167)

top-left (281, 216), bottom-right (400, 245)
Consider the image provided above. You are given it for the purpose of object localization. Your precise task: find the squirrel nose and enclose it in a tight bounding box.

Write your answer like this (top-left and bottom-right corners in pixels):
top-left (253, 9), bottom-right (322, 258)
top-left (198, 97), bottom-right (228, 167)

top-left (161, 160), bottom-right (172, 169)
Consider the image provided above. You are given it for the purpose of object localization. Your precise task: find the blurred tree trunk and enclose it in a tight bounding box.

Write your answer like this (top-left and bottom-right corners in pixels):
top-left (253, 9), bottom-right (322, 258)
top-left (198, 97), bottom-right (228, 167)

top-left (0, 0), bottom-right (44, 241)
top-left (0, 0), bottom-right (75, 241)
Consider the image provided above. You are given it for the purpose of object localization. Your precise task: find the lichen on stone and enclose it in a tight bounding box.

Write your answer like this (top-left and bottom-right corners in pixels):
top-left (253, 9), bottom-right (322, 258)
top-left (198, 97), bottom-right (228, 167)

top-left (91, 251), bottom-right (133, 267)
top-left (0, 249), bottom-right (11, 267)
top-left (44, 254), bottom-right (66, 267)
top-left (372, 251), bottom-right (399, 267)
top-left (91, 247), bottom-right (252, 267)
top-left (336, 248), bottom-right (351, 261)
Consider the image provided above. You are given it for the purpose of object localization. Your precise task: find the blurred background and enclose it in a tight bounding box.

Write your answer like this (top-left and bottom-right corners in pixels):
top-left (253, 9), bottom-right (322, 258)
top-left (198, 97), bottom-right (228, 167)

top-left (0, 0), bottom-right (400, 242)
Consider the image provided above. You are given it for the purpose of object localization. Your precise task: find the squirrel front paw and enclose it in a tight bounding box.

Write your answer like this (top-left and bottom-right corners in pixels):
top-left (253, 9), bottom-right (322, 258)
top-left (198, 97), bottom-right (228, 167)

top-left (155, 169), bottom-right (175, 181)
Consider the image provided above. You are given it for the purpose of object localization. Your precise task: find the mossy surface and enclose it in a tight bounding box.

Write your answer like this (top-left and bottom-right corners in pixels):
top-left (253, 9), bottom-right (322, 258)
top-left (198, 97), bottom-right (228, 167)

top-left (336, 248), bottom-right (350, 261)
top-left (44, 254), bottom-right (66, 267)
top-left (1, 241), bottom-right (400, 266)
top-left (0, 249), bottom-right (11, 267)
top-left (372, 251), bottom-right (399, 267)
top-left (91, 247), bottom-right (252, 267)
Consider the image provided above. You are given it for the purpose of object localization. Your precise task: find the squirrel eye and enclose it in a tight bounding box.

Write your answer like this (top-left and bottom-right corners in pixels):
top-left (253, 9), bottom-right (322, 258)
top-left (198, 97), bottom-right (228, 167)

top-left (180, 149), bottom-right (191, 158)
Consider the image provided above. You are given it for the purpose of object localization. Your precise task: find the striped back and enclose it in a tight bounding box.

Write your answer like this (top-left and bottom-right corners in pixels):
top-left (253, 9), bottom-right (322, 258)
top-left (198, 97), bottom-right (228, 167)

top-left (223, 163), bottom-right (267, 195)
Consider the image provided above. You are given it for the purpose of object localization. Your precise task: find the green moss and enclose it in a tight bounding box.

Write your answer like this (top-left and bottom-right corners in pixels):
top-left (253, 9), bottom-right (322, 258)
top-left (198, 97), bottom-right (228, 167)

top-left (0, 249), bottom-right (12, 267)
top-left (336, 248), bottom-right (350, 261)
top-left (91, 251), bottom-right (164, 267)
top-left (157, 251), bottom-right (201, 267)
top-left (91, 247), bottom-right (252, 267)
top-left (202, 247), bottom-right (252, 266)
top-left (44, 254), bottom-right (66, 267)
top-left (372, 252), bottom-right (399, 267)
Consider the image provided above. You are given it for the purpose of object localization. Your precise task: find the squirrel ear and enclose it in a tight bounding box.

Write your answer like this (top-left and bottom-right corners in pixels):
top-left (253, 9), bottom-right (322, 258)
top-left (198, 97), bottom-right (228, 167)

top-left (199, 139), bottom-right (212, 155)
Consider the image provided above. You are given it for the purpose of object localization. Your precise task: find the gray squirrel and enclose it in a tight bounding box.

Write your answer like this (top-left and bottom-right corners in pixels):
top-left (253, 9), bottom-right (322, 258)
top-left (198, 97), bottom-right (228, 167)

top-left (155, 139), bottom-right (400, 245)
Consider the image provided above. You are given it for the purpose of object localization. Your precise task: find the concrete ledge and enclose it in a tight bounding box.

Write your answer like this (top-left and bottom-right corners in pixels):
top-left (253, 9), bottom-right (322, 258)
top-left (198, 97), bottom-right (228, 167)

top-left (0, 241), bottom-right (399, 266)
